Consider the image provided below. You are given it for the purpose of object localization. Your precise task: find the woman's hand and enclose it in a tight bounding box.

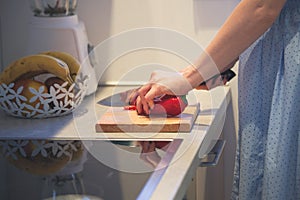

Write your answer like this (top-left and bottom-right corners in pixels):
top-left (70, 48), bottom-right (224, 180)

top-left (136, 70), bottom-right (193, 115)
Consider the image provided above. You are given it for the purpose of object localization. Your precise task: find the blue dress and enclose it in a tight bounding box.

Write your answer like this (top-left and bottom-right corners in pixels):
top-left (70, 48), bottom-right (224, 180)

top-left (231, 0), bottom-right (300, 199)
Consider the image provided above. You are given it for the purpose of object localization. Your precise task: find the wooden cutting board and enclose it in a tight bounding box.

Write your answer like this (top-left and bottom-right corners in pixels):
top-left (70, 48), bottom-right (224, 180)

top-left (95, 104), bottom-right (200, 133)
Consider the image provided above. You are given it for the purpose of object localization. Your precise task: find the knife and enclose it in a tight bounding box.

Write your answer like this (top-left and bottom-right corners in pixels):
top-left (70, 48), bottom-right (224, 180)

top-left (97, 69), bottom-right (236, 107)
top-left (97, 87), bottom-right (140, 107)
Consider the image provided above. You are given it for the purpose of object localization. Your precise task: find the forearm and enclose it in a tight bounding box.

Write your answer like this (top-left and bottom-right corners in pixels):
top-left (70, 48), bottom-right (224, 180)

top-left (183, 0), bottom-right (286, 88)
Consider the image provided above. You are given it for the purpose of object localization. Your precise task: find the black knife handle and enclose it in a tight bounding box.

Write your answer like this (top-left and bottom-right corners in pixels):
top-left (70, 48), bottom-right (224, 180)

top-left (198, 69), bottom-right (236, 87)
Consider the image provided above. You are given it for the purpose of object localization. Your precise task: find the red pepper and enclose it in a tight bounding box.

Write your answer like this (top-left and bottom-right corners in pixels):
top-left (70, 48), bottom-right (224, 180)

top-left (124, 95), bottom-right (188, 117)
top-left (149, 95), bottom-right (188, 116)
top-left (123, 105), bottom-right (137, 110)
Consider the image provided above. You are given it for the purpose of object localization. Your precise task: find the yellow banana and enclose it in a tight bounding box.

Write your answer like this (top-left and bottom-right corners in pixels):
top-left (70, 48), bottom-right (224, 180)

top-left (0, 54), bottom-right (73, 85)
top-left (40, 51), bottom-right (80, 81)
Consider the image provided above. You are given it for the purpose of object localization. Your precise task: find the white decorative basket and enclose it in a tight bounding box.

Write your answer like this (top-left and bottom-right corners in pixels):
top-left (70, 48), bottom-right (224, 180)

top-left (0, 73), bottom-right (89, 118)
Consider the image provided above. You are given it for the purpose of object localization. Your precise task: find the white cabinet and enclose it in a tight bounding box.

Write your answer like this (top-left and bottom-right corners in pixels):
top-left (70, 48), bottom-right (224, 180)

top-left (184, 90), bottom-right (237, 200)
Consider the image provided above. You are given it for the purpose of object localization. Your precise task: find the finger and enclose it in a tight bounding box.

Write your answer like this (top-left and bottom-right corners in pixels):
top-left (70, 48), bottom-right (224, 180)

top-left (137, 85), bottom-right (153, 115)
top-left (138, 84), bottom-right (151, 96)
top-left (144, 86), bottom-right (160, 102)
top-left (128, 91), bottom-right (139, 105)
top-left (128, 87), bottom-right (140, 105)
top-left (135, 96), bottom-right (143, 115)
top-left (139, 94), bottom-right (151, 115)
top-left (135, 85), bottom-right (149, 114)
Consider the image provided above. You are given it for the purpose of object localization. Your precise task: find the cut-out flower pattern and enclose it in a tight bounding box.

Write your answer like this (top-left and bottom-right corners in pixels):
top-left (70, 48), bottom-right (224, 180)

top-left (0, 73), bottom-right (88, 118)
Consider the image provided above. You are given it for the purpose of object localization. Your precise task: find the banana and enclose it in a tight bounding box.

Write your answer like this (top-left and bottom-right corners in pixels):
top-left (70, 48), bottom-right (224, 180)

top-left (0, 54), bottom-right (73, 85)
top-left (40, 51), bottom-right (80, 81)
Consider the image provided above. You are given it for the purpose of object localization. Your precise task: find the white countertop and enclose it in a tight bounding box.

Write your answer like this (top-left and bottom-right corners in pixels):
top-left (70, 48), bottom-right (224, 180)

top-left (0, 85), bottom-right (232, 200)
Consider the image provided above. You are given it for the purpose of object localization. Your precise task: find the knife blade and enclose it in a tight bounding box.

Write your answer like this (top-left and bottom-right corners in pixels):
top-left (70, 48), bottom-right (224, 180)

top-left (97, 87), bottom-right (140, 107)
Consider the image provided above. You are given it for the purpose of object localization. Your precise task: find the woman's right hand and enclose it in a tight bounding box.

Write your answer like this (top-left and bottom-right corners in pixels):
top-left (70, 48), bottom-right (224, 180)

top-left (136, 70), bottom-right (193, 115)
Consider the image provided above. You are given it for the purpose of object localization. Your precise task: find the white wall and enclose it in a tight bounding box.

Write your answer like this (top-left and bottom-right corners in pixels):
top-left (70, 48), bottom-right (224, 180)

top-left (0, 0), bottom-right (239, 82)
top-left (78, 0), bottom-right (239, 84)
